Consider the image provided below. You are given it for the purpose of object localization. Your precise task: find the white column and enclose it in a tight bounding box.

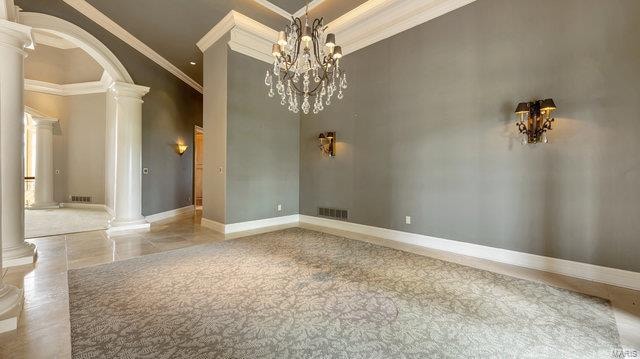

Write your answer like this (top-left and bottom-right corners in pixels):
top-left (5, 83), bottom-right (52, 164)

top-left (0, 18), bottom-right (29, 333)
top-left (29, 117), bottom-right (58, 209)
top-left (106, 82), bottom-right (150, 233)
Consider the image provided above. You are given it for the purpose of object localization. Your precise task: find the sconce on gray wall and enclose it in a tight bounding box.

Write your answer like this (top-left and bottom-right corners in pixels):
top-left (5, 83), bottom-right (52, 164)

top-left (318, 132), bottom-right (336, 157)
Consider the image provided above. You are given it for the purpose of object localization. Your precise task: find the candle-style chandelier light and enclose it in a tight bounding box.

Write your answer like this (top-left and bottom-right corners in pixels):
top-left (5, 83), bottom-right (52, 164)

top-left (265, 6), bottom-right (347, 114)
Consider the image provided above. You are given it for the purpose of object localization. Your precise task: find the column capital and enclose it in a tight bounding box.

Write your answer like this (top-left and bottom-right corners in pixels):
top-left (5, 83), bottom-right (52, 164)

top-left (31, 116), bottom-right (58, 128)
top-left (110, 82), bottom-right (150, 101)
top-left (0, 19), bottom-right (32, 53)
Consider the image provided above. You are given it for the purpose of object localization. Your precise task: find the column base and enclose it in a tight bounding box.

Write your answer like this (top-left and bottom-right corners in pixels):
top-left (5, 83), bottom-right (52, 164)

top-left (0, 285), bottom-right (22, 335)
top-left (106, 217), bottom-right (150, 234)
top-left (2, 242), bottom-right (37, 267)
top-left (27, 202), bottom-right (59, 210)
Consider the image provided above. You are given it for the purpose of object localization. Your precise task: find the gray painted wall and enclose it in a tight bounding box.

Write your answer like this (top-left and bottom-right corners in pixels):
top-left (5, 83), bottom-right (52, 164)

top-left (202, 46), bottom-right (299, 224)
top-left (24, 91), bottom-right (106, 204)
top-left (226, 52), bottom-right (299, 223)
top-left (301, 0), bottom-right (640, 272)
top-left (17, 0), bottom-right (203, 216)
top-left (202, 37), bottom-right (228, 224)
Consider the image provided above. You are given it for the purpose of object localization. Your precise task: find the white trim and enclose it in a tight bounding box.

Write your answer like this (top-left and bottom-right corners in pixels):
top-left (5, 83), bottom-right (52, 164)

top-left (298, 215), bottom-right (640, 291)
top-left (60, 0), bottom-right (202, 93)
top-left (292, 0), bottom-right (327, 18)
top-left (326, 0), bottom-right (476, 56)
top-left (197, 11), bottom-right (277, 64)
top-left (32, 29), bottom-right (77, 49)
top-left (60, 202), bottom-right (110, 212)
top-left (253, 0), bottom-right (291, 19)
top-left (105, 222), bottom-right (150, 234)
top-left (200, 217), bottom-right (226, 233)
top-left (200, 214), bottom-right (300, 234)
top-left (145, 205), bottom-right (195, 223)
top-left (196, 11), bottom-right (236, 52)
top-left (25, 78), bottom-right (108, 96)
top-left (19, 12), bottom-right (132, 84)
top-left (3, 255), bottom-right (35, 268)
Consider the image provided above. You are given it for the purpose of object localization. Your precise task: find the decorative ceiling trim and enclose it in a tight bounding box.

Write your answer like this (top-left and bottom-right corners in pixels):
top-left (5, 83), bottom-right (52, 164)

top-left (61, 0), bottom-right (202, 93)
top-left (326, 0), bottom-right (476, 56)
top-left (197, 11), bottom-right (276, 64)
top-left (292, 0), bottom-right (327, 18)
top-left (252, 0), bottom-right (290, 19)
top-left (198, 0), bottom-right (476, 66)
top-left (32, 30), bottom-right (78, 49)
top-left (25, 72), bottom-right (112, 96)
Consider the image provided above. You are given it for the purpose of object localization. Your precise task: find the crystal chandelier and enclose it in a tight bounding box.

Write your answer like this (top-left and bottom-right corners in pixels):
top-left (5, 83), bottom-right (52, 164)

top-left (265, 7), bottom-right (347, 114)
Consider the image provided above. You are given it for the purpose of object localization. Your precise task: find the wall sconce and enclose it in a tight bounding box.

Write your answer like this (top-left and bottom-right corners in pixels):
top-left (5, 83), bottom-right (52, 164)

top-left (176, 143), bottom-right (188, 155)
top-left (318, 132), bottom-right (336, 157)
top-left (515, 98), bottom-right (557, 144)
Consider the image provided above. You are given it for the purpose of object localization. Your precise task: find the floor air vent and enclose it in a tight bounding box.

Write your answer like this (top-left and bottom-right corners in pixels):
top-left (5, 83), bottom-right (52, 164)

top-left (318, 207), bottom-right (348, 221)
top-left (70, 195), bottom-right (92, 203)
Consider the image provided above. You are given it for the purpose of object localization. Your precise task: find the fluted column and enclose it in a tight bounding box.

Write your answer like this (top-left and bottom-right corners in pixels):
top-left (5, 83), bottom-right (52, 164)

top-left (30, 117), bottom-right (58, 209)
top-left (0, 18), bottom-right (29, 333)
top-left (106, 82), bottom-right (150, 233)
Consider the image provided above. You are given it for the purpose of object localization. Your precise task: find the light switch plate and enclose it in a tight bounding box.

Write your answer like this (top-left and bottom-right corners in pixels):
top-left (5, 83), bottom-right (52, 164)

top-left (277, 204), bottom-right (282, 211)
top-left (405, 216), bottom-right (411, 224)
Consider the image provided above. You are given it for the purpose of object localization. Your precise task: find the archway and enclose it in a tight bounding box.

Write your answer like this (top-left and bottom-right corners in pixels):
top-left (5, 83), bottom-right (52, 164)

top-left (17, 12), bottom-right (150, 234)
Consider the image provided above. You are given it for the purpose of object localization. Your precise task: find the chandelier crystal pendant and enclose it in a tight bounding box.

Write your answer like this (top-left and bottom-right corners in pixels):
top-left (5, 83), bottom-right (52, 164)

top-left (265, 7), bottom-right (347, 114)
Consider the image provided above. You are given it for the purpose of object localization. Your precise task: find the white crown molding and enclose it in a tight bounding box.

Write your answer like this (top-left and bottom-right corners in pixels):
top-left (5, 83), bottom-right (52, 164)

top-left (32, 29), bottom-right (77, 49)
top-left (25, 77), bottom-right (110, 96)
top-left (253, 0), bottom-right (290, 20)
top-left (145, 205), bottom-right (195, 223)
top-left (326, 0), bottom-right (477, 56)
top-left (198, 0), bottom-right (475, 65)
top-left (292, 0), bottom-right (327, 18)
top-left (61, 0), bottom-right (202, 93)
top-left (299, 215), bottom-right (640, 291)
top-left (197, 10), bottom-right (277, 64)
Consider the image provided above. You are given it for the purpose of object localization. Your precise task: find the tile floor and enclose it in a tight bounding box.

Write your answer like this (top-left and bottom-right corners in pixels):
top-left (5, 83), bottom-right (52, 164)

top-left (0, 212), bottom-right (637, 358)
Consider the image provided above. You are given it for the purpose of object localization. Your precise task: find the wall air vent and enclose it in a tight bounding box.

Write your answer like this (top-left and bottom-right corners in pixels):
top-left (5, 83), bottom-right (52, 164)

top-left (318, 207), bottom-right (348, 221)
top-left (70, 195), bottom-right (92, 203)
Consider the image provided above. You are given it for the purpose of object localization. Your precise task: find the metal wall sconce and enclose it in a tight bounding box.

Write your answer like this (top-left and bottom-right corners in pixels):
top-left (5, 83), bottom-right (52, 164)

top-left (176, 143), bottom-right (188, 155)
top-left (515, 98), bottom-right (557, 144)
top-left (318, 132), bottom-right (336, 157)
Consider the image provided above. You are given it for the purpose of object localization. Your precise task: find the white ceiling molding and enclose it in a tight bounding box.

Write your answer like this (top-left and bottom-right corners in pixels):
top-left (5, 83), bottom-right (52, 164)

top-left (198, 0), bottom-right (475, 66)
top-left (326, 0), bottom-right (476, 56)
top-left (32, 30), bottom-right (78, 49)
top-left (197, 11), bottom-right (277, 65)
top-left (1, 0), bottom-right (17, 21)
top-left (292, 0), bottom-right (327, 18)
top-left (25, 73), bottom-right (111, 96)
top-left (61, 0), bottom-right (202, 93)
top-left (252, 0), bottom-right (290, 20)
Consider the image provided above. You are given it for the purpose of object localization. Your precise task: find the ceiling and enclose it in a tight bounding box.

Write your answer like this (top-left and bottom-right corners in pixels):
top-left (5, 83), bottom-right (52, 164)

top-left (79, 0), bottom-right (366, 86)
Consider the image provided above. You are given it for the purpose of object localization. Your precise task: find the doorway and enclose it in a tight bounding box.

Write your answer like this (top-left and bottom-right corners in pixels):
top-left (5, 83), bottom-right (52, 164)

top-left (194, 126), bottom-right (204, 209)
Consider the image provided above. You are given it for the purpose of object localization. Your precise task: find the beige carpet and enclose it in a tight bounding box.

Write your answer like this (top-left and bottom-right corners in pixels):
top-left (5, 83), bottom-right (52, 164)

top-left (25, 207), bottom-right (111, 238)
top-left (68, 228), bottom-right (620, 358)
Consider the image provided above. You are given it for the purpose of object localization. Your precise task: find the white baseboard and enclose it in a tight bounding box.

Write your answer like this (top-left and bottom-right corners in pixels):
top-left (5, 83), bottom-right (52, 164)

top-left (298, 215), bottom-right (640, 291)
top-left (60, 202), bottom-right (108, 211)
top-left (201, 214), bottom-right (300, 234)
top-left (145, 205), bottom-right (195, 223)
top-left (200, 218), bottom-right (226, 233)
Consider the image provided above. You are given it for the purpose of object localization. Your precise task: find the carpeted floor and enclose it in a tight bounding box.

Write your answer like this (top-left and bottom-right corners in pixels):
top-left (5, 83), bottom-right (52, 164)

top-left (25, 207), bottom-right (111, 238)
top-left (68, 228), bottom-right (620, 358)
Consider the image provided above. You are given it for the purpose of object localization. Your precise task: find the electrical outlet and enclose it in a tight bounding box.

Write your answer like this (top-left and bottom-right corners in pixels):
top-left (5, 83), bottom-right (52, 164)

top-left (405, 216), bottom-right (411, 224)
top-left (277, 204), bottom-right (282, 211)
top-left (142, 168), bottom-right (149, 174)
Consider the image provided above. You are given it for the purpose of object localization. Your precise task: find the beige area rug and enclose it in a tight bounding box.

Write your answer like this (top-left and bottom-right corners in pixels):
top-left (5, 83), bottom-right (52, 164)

top-left (68, 228), bottom-right (620, 358)
top-left (25, 207), bottom-right (111, 238)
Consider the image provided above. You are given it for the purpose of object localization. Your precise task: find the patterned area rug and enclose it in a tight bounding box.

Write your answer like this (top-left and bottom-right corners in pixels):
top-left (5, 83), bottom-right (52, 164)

top-left (68, 228), bottom-right (620, 358)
